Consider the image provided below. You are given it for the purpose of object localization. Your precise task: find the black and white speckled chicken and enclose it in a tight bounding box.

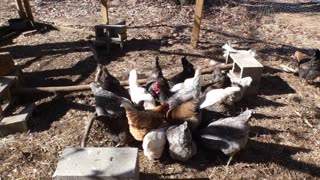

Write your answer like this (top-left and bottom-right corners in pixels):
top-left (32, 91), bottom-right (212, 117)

top-left (166, 121), bottom-right (197, 161)
top-left (90, 82), bottom-right (131, 117)
top-left (199, 109), bottom-right (254, 166)
top-left (90, 82), bottom-right (136, 146)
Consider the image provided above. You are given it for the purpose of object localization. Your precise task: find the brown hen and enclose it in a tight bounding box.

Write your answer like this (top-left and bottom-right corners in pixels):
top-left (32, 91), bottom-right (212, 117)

top-left (120, 101), bottom-right (168, 141)
top-left (166, 98), bottom-right (201, 131)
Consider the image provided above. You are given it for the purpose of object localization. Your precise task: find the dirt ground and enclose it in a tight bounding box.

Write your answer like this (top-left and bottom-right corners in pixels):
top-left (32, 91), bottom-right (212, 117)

top-left (1, 0), bottom-right (320, 179)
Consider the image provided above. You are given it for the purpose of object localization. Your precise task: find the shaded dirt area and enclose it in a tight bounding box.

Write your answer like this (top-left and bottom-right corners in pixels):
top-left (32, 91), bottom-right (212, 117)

top-left (0, 0), bottom-right (320, 179)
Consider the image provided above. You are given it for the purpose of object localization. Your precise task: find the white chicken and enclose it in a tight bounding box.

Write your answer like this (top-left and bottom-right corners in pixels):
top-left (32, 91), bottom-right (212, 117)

top-left (167, 68), bottom-right (202, 108)
top-left (170, 68), bottom-right (202, 92)
top-left (129, 69), bottom-right (156, 109)
top-left (199, 77), bottom-right (252, 109)
top-left (222, 42), bottom-right (257, 58)
top-left (230, 76), bottom-right (252, 102)
top-left (200, 86), bottom-right (240, 109)
top-left (142, 128), bottom-right (167, 160)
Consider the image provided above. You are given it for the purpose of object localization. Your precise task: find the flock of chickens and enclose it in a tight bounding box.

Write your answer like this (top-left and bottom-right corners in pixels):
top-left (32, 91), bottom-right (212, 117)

top-left (89, 48), bottom-right (320, 166)
top-left (90, 54), bottom-right (254, 166)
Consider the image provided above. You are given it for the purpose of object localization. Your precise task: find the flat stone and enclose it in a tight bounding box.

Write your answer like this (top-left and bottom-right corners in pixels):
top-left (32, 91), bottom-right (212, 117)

top-left (53, 147), bottom-right (139, 180)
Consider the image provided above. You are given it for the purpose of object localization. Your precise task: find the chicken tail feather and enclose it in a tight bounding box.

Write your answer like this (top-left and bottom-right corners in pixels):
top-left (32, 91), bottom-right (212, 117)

top-left (129, 69), bottom-right (138, 87)
top-left (120, 101), bottom-right (136, 112)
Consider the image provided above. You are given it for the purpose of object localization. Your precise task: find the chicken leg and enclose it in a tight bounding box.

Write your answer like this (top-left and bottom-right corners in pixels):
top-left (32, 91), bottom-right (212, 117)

top-left (226, 155), bottom-right (234, 167)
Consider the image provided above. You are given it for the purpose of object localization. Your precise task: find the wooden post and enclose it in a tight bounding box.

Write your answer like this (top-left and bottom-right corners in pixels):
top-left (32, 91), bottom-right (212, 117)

top-left (15, 0), bottom-right (26, 18)
top-left (101, 0), bottom-right (109, 24)
top-left (191, 0), bottom-right (204, 48)
top-left (23, 0), bottom-right (34, 23)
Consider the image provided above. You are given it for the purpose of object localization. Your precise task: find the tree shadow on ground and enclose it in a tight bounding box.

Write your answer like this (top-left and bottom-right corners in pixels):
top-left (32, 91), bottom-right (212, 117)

top-left (30, 94), bottom-right (95, 132)
top-left (237, 96), bottom-right (286, 109)
top-left (0, 39), bottom-right (89, 60)
top-left (239, 140), bottom-right (320, 177)
top-left (23, 55), bottom-right (96, 87)
top-left (249, 126), bottom-right (283, 138)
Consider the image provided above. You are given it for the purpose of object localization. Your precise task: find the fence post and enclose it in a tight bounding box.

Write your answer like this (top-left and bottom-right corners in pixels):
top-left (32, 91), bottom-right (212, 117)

top-left (15, 0), bottom-right (27, 18)
top-left (23, 0), bottom-right (34, 23)
top-left (101, 0), bottom-right (109, 24)
top-left (191, 0), bottom-right (204, 48)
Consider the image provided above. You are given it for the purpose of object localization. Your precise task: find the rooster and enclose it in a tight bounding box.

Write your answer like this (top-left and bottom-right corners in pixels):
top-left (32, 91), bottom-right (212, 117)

top-left (120, 101), bottom-right (169, 141)
top-left (200, 109), bottom-right (254, 166)
top-left (292, 49), bottom-right (320, 83)
top-left (166, 98), bottom-right (201, 131)
top-left (95, 65), bottom-right (131, 100)
top-left (149, 57), bottom-right (173, 104)
top-left (168, 56), bottom-right (195, 87)
top-left (129, 69), bottom-right (156, 109)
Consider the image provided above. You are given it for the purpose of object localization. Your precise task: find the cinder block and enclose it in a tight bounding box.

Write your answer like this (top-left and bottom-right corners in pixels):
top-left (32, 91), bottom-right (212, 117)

top-left (53, 147), bottom-right (139, 180)
top-left (95, 24), bottom-right (127, 50)
top-left (0, 76), bottom-right (18, 116)
top-left (226, 51), bottom-right (263, 95)
top-left (0, 103), bottom-right (34, 136)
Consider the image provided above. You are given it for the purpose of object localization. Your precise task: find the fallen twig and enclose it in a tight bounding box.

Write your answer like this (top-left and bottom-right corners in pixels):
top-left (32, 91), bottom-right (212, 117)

top-left (279, 64), bottom-right (297, 73)
top-left (303, 119), bottom-right (314, 128)
top-left (294, 111), bottom-right (314, 128)
top-left (81, 113), bottom-right (97, 148)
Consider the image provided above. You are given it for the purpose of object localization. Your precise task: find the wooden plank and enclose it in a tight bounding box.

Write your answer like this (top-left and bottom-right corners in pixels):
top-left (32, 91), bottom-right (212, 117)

top-left (101, 0), bottom-right (109, 24)
top-left (23, 0), bottom-right (34, 23)
top-left (191, 0), bottom-right (204, 48)
top-left (15, 0), bottom-right (27, 18)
